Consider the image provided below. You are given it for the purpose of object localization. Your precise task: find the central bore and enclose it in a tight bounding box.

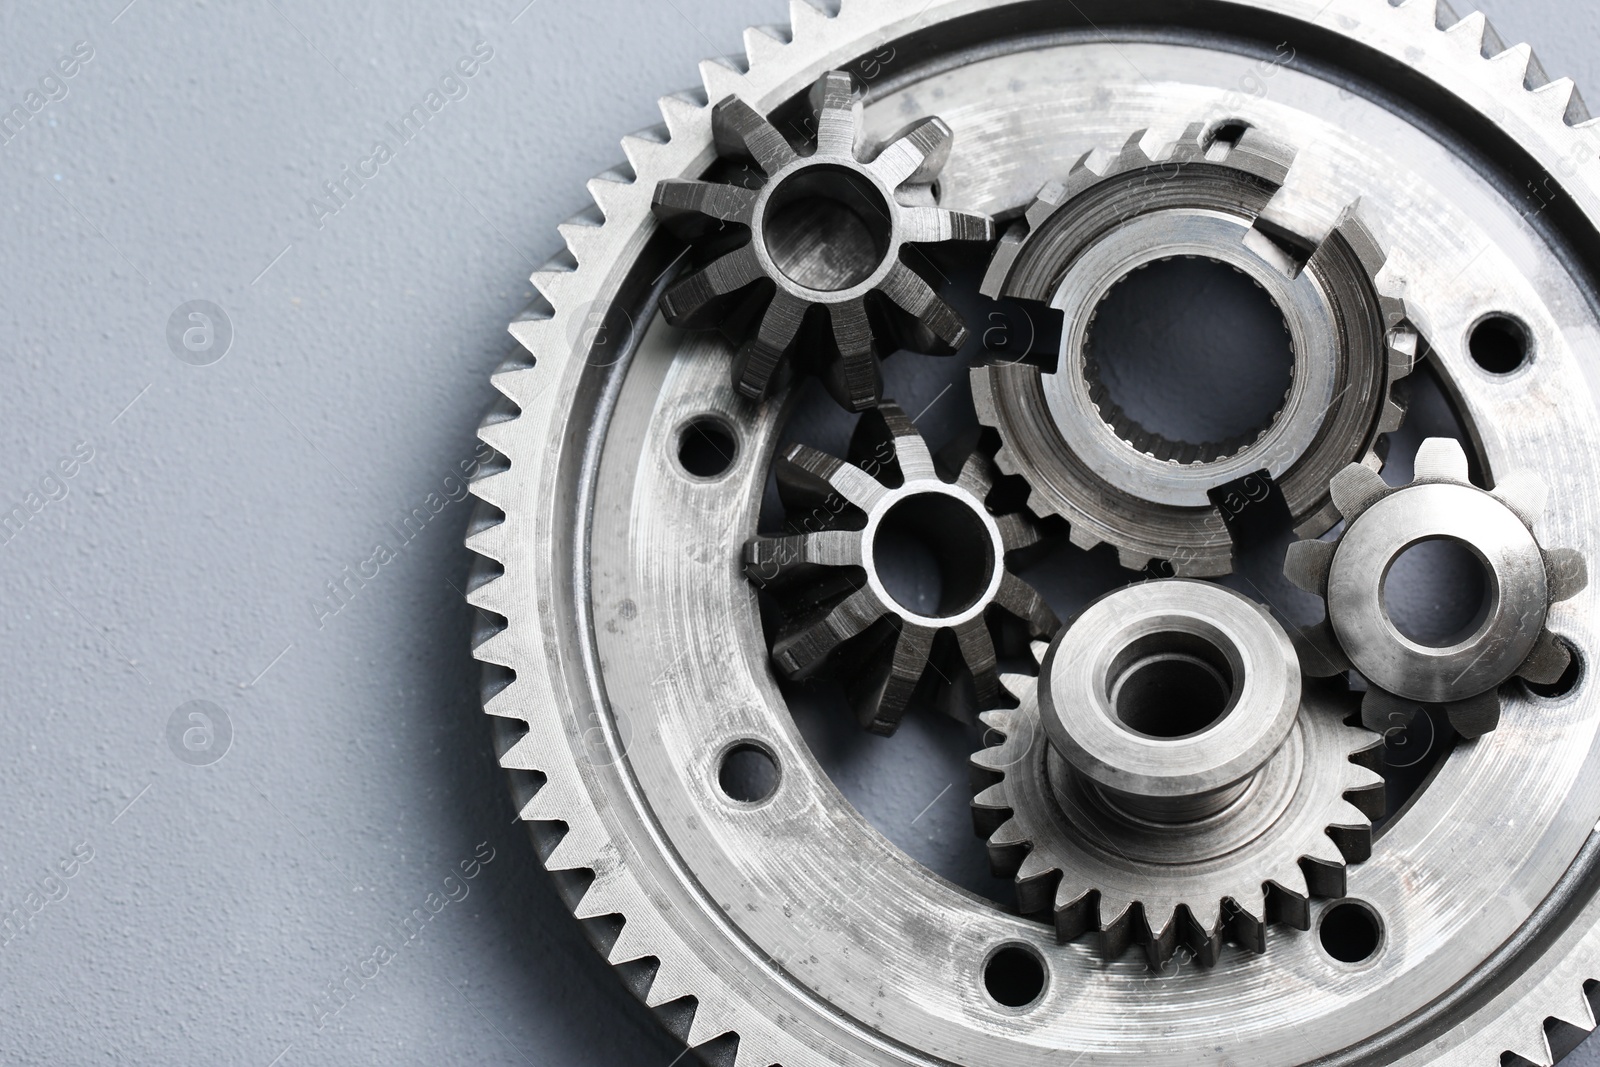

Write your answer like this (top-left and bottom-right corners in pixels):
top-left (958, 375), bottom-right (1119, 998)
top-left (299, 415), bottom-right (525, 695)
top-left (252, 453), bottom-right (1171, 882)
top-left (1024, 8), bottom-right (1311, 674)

top-left (1085, 257), bottom-right (1294, 453)
top-left (872, 494), bottom-right (994, 618)
top-left (763, 165), bottom-right (892, 291)
top-left (1108, 631), bottom-right (1236, 739)
top-left (1382, 536), bottom-right (1496, 647)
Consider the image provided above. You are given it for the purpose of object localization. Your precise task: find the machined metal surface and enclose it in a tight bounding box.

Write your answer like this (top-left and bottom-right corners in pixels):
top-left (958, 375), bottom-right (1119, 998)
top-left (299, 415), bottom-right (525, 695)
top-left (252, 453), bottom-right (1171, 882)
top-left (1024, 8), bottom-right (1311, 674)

top-left (972, 582), bottom-right (1383, 968)
top-left (652, 70), bottom-right (993, 411)
top-left (973, 123), bottom-right (1415, 576)
top-left (1287, 436), bottom-right (1589, 737)
top-left (467, 2), bottom-right (1600, 1065)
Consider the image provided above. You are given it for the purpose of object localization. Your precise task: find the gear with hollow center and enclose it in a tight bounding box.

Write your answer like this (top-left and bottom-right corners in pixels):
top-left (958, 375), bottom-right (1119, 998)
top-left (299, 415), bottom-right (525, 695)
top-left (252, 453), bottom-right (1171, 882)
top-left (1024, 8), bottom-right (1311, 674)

top-left (973, 122), bottom-right (1416, 576)
top-left (652, 69), bottom-right (993, 412)
top-left (745, 401), bottom-right (1057, 734)
top-left (1286, 436), bottom-right (1589, 739)
top-left (467, 1), bottom-right (1600, 1064)
top-left (972, 580), bottom-right (1384, 969)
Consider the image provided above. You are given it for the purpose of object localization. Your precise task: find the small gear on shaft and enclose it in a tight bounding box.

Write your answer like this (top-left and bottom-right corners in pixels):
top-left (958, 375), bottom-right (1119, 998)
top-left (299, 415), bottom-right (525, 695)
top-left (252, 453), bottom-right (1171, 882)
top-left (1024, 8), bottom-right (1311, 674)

top-left (651, 70), bottom-right (994, 412)
top-left (972, 580), bottom-right (1384, 968)
top-left (745, 402), bottom-right (1057, 734)
top-left (1285, 437), bottom-right (1588, 738)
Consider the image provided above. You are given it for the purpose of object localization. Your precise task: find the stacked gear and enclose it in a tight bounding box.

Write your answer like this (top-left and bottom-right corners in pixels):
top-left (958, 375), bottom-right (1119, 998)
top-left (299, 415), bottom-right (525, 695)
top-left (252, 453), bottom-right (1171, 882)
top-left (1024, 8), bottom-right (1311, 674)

top-left (468, 3), bottom-right (1600, 1065)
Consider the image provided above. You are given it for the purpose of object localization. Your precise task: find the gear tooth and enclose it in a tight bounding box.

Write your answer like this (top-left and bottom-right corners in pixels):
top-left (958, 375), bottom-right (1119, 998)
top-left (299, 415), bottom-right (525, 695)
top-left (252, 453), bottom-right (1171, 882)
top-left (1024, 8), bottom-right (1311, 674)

top-left (658, 88), bottom-right (710, 140)
top-left (1016, 850), bottom-right (1056, 883)
top-left (1329, 461), bottom-right (1392, 520)
top-left (620, 123), bottom-right (673, 175)
top-left (1533, 76), bottom-right (1593, 125)
top-left (470, 468), bottom-right (516, 514)
top-left (1490, 41), bottom-right (1548, 90)
top-left (741, 24), bottom-right (791, 68)
top-left (643, 955), bottom-right (700, 1006)
top-left (1299, 851), bottom-right (1347, 899)
top-left (1444, 10), bottom-right (1504, 59)
top-left (1378, 394), bottom-right (1408, 433)
top-left (464, 522), bottom-right (509, 572)
top-left (990, 816), bottom-right (1029, 850)
top-left (1493, 468), bottom-right (1551, 527)
top-left (1393, 0), bottom-right (1453, 32)
top-left (787, 0), bottom-right (835, 35)
top-left (573, 869), bottom-right (633, 921)
top-left (1051, 881), bottom-right (1096, 940)
top-left (970, 746), bottom-right (1016, 776)
top-left (1268, 869), bottom-right (1312, 912)
top-left (1065, 521), bottom-right (1103, 554)
top-left (1545, 547), bottom-right (1590, 602)
top-left (698, 56), bottom-right (747, 103)
top-left (1284, 538), bottom-right (1336, 596)
top-left (1502, 1017), bottom-right (1557, 1067)
top-left (685, 1002), bottom-right (738, 1050)
top-left (1115, 546), bottom-right (1154, 573)
top-left (1445, 689), bottom-right (1503, 738)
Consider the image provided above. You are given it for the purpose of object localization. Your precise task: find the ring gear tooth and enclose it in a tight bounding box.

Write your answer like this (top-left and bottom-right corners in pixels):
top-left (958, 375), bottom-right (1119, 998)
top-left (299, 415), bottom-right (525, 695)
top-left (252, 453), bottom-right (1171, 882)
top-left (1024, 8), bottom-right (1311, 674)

top-left (747, 401), bottom-right (1056, 734)
top-left (1290, 437), bottom-right (1589, 738)
top-left (972, 122), bottom-right (1416, 577)
top-left (652, 70), bottom-right (994, 412)
top-left (972, 647), bottom-right (1384, 969)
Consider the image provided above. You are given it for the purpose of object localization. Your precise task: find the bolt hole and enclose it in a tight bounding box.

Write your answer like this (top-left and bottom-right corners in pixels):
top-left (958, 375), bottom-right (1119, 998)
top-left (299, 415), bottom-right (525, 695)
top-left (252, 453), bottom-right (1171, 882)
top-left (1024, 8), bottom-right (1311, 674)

top-left (717, 742), bottom-right (780, 804)
top-left (1469, 315), bottom-right (1531, 375)
top-left (983, 943), bottom-right (1047, 1008)
top-left (1318, 900), bottom-right (1383, 963)
top-left (763, 164), bottom-right (891, 291)
top-left (1527, 638), bottom-right (1584, 699)
top-left (1382, 537), bottom-right (1495, 647)
top-left (871, 493), bottom-right (995, 618)
top-left (678, 417), bottom-right (737, 478)
top-left (1108, 631), bottom-right (1237, 739)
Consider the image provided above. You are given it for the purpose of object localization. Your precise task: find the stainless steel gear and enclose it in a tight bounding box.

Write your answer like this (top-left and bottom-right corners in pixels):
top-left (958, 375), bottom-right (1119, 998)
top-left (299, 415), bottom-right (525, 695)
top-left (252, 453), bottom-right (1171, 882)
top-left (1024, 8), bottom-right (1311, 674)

top-left (973, 122), bottom-right (1417, 576)
top-left (744, 401), bottom-right (1057, 734)
top-left (972, 580), bottom-right (1383, 968)
top-left (1286, 436), bottom-right (1588, 738)
top-left (468, 2), bottom-right (1600, 1064)
top-left (652, 70), bottom-right (993, 412)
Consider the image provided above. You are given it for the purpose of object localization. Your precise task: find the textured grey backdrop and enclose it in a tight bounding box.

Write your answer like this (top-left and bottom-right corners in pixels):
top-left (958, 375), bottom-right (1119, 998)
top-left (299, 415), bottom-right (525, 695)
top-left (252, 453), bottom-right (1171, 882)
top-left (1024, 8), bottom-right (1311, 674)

top-left (0, 1), bottom-right (1595, 1064)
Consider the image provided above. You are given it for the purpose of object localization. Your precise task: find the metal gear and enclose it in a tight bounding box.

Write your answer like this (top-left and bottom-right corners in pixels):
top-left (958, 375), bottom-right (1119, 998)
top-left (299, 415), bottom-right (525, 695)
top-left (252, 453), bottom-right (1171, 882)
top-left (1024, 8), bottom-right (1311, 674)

top-left (467, 1), bottom-right (1600, 1064)
top-left (744, 401), bottom-right (1057, 734)
top-left (651, 69), bottom-right (993, 412)
top-left (972, 580), bottom-right (1384, 969)
top-left (973, 122), bottom-right (1416, 576)
top-left (1286, 436), bottom-right (1588, 739)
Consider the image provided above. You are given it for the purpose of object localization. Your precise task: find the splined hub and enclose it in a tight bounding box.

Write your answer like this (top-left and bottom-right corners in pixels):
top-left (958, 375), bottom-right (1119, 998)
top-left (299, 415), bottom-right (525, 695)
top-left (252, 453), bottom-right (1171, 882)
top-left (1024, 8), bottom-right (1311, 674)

top-left (974, 123), bottom-right (1416, 576)
top-left (468, 3), bottom-right (1600, 1065)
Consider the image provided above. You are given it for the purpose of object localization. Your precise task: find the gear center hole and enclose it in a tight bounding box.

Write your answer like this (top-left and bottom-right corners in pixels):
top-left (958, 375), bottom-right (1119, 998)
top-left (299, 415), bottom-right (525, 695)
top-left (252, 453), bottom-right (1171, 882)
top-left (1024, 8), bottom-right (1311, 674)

top-left (1085, 257), bottom-right (1294, 457)
top-left (1382, 536), bottom-right (1496, 647)
top-left (763, 165), bottom-right (891, 291)
top-left (871, 493), bottom-right (994, 618)
top-left (1108, 631), bottom-right (1237, 739)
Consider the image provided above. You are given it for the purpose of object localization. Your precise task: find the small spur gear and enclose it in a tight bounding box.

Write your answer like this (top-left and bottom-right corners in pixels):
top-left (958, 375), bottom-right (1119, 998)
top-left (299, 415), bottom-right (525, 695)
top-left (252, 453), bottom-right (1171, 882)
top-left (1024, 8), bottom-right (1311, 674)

top-left (745, 402), bottom-right (1056, 734)
top-left (972, 580), bottom-right (1385, 968)
top-left (1285, 437), bottom-right (1588, 738)
top-left (651, 70), bottom-right (994, 412)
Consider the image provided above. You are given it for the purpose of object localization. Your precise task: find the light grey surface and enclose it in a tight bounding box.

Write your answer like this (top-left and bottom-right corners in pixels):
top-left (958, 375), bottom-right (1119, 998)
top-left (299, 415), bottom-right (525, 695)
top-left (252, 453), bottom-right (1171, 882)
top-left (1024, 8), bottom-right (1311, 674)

top-left (0, 1), bottom-right (1596, 1064)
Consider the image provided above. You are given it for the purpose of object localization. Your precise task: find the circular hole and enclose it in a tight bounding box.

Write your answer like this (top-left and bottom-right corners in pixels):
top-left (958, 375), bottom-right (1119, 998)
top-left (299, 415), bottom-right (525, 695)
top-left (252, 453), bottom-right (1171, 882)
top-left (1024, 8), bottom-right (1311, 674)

top-left (1469, 315), bottom-right (1530, 374)
top-left (1527, 638), bottom-right (1584, 699)
top-left (1318, 900), bottom-right (1383, 963)
top-left (1085, 257), bottom-right (1294, 455)
top-left (762, 165), bottom-right (892, 291)
top-left (1107, 631), bottom-right (1237, 739)
top-left (1381, 537), bottom-right (1495, 647)
top-left (678, 417), bottom-right (737, 478)
top-left (871, 493), bottom-right (995, 618)
top-left (983, 944), bottom-right (1047, 1008)
top-left (717, 742), bottom-right (780, 804)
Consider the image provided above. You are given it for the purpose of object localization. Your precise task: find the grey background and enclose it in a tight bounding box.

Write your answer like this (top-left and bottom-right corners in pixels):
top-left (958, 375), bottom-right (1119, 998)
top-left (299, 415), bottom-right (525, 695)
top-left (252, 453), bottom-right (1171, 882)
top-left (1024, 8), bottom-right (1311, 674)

top-left (0, 1), bottom-right (1594, 1064)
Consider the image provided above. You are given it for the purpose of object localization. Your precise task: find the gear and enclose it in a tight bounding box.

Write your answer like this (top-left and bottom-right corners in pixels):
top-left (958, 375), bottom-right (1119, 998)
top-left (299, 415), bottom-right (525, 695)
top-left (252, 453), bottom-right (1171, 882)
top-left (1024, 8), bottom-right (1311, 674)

top-left (972, 581), bottom-right (1384, 968)
top-left (1286, 437), bottom-right (1588, 739)
top-left (745, 401), bottom-right (1056, 734)
top-left (973, 122), bottom-right (1416, 576)
top-left (651, 70), bottom-right (993, 412)
top-left (468, 1), bottom-right (1600, 1064)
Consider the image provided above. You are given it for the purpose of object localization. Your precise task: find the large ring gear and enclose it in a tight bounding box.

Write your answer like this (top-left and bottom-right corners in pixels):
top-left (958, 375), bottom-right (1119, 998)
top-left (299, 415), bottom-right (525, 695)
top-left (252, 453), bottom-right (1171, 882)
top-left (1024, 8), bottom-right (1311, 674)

top-left (468, 2), bottom-right (1600, 1065)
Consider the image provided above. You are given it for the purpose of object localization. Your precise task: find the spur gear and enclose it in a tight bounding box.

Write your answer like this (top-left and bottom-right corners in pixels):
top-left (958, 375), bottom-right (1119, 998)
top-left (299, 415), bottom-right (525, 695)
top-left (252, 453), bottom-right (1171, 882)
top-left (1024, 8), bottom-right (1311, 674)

top-left (972, 580), bottom-right (1384, 968)
top-left (1286, 436), bottom-right (1588, 738)
top-left (652, 70), bottom-right (993, 412)
top-left (973, 122), bottom-right (1416, 576)
top-left (745, 401), bottom-right (1056, 734)
top-left (468, 0), bottom-right (1600, 1064)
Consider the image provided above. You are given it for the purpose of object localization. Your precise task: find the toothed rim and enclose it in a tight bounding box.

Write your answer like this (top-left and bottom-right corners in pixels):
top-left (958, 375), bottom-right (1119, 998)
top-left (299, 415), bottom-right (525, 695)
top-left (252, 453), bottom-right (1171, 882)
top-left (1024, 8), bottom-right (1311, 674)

top-left (468, 1), bottom-right (1600, 1063)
